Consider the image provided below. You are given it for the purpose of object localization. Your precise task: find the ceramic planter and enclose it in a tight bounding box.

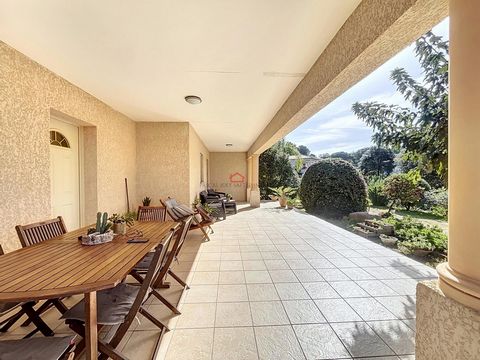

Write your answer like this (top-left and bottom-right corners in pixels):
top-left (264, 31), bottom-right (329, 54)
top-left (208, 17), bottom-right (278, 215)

top-left (81, 230), bottom-right (114, 246)
top-left (113, 222), bottom-right (126, 235)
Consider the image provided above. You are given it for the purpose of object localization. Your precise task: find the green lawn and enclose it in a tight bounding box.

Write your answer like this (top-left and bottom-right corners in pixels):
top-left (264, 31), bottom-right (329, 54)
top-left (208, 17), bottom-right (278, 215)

top-left (370, 206), bottom-right (448, 232)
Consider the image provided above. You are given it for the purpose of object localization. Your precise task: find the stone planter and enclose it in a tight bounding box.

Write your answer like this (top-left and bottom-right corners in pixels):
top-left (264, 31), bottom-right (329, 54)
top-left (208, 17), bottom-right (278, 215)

top-left (380, 234), bottom-right (398, 247)
top-left (413, 249), bottom-right (433, 257)
top-left (81, 230), bottom-right (114, 246)
top-left (112, 222), bottom-right (126, 235)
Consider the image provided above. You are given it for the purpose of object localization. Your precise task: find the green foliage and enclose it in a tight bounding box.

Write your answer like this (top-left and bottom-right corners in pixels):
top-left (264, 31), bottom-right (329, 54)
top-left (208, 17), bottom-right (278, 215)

top-left (368, 177), bottom-right (389, 206)
top-left (352, 32), bottom-right (449, 183)
top-left (259, 140), bottom-right (299, 199)
top-left (297, 145), bottom-right (311, 156)
top-left (419, 188), bottom-right (448, 218)
top-left (359, 147), bottom-right (395, 177)
top-left (142, 196), bottom-right (152, 206)
top-left (330, 151), bottom-right (354, 163)
top-left (90, 212), bottom-right (112, 234)
top-left (109, 212), bottom-right (135, 227)
top-left (299, 159), bottom-right (368, 218)
top-left (383, 173), bottom-right (424, 211)
top-left (269, 186), bottom-right (297, 201)
top-left (282, 141), bottom-right (301, 156)
top-left (383, 216), bottom-right (447, 253)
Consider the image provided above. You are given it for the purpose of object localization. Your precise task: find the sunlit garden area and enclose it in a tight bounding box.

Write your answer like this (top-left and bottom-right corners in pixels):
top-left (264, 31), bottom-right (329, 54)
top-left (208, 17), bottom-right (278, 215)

top-left (260, 26), bottom-right (449, 268)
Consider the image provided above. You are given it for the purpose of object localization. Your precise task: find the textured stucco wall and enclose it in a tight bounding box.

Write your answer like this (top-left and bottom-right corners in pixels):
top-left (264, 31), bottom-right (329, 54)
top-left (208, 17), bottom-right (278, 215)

top-left (416, 281), bottom-right (480, 359)
top-left (188, 125), bottom-right (209, 204)
top-left (248, 0), bottom-right (448, 156)
top-left (210, 152), bottom-right (247, 202)
top-left (0, 41), bottom-right (137, 252)
top-left (136, 122), bottom-right (190, 206)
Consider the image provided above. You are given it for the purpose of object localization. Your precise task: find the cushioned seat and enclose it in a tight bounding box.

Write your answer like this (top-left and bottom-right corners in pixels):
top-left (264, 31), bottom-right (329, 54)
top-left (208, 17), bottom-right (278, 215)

top-left (0, 336), bottom-right (74, 360)
top-left (0, 302), bottom-right (20, 315)
top-left (62, 284), bottom-right (139, 325)
top-left (133, 250), bottom-right (171, 271)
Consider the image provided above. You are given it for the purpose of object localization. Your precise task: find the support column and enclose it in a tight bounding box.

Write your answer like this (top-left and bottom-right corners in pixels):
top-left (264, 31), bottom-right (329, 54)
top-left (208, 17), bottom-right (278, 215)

top-left (436, 0), bottom-right (480, 311)
top-left (249, 154), bottom-right (260, 208)
top-left (246, 157), bottom-right (252, 202)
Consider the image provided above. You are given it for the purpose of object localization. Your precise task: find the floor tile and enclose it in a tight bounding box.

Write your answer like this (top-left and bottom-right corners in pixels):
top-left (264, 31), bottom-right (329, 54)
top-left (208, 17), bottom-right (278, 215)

top-left (221, 252), bottom-right (242, 261)
top-left (314, 298), bottom-right (362, 323)
top-left (303, 282), bottom-right (339, 299)
top-left (217, 284), bottom-right (249, 302)
top-left (375, 296), bottom-right (416, 319)
top-left (184, 284), bottom-right (218, 303)
top-left (346, 298), bottom-right (397, 321)
top-left (275, 283), bottom-right (310, 300)
top-left (215, 302), bottom-right (252, 327)
top-left (196, 261), bottom-right (221, 272)
top-left (243, 260), bottom-right (267, 270)
top-left (191, 271), bottom-right (219, 285)
top-left (368, 320), bottom-right (416, 355)
top-left (331, 322), bottom-right (394, 358)
top-left (293, 269), bottom-right (324, 282)
top-left (245, 271), bottom-right (272, 284)
top-left (218, 271), bottom-right (246, 284)
top-left (250, 301), bottom-right (290, 326)
top-left (329, 281), bottom-right (370, 298)
top-left (254, 325), bottom-right (306, 360)
top-left (220, 260), bottom-right (244, 271)
top-left (264, 259), bottom-right (290, 270)
top-left (165, 328), bottom-right (214, 360)
top-left (269, 269), bottom-right (299, 283)
top-left (247, 284), bottom-right (280, 301)
top-left (282, 300), bottom-right (326, 324)
top-left (294, 324), bottom-right (350, 360)
top-left (356, 280), bottom-right (399, 297)
top-left (213, 327), bottom-right (258, 360)
top-left (176, 303), bottom-right (216, 329)
top-left (241, 252), bottom-right (263, 260)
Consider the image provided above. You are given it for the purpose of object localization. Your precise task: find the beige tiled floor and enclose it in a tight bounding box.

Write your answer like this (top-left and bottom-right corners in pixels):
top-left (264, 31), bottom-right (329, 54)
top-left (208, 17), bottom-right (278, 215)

top-left (157, 202), bottom-right (437, 360)
top-left (0, 202), bottom-right (436, 359)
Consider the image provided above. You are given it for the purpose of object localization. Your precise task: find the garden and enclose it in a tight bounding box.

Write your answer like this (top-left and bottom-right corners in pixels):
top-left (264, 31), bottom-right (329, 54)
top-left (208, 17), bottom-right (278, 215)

top-left (260, 31), bottom-right (448, 267)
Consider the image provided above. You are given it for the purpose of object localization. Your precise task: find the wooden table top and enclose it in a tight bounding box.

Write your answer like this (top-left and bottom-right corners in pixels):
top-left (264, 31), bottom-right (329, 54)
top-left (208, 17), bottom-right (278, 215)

top-left (0, 221), bottom-right (178, 302)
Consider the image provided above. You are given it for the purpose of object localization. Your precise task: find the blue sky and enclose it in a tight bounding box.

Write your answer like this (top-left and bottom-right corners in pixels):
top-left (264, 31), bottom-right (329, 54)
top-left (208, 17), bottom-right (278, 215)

top-left (286, 18), bottom-right (449, 155)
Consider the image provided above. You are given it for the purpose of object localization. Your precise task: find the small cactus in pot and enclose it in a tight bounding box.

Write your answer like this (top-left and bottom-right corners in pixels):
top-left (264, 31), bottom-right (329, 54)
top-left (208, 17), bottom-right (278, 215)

top-left (84, 212), bottom-right (114, 245)
top-left (142, 196), bottom-right (152, 206)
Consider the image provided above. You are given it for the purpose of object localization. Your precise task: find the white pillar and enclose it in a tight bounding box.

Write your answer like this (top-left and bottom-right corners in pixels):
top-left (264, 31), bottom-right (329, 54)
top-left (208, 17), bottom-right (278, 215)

top-left (249, 154), bottom-right (260, 208)
top-left (437, 0), bottom-right (480, 311)
top-left (246, 156), bottom-right (252, 202)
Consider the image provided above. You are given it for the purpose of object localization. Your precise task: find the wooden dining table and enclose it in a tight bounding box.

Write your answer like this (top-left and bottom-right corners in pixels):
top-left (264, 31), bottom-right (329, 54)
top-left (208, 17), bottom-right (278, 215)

top-left (0, 220), bottom-right (178, 360)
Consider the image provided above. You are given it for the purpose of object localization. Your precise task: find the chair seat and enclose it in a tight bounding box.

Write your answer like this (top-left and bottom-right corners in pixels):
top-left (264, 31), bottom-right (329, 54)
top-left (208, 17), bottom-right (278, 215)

top-left (0, 336), bottom-right (74, 360)
top-left (134, 250), bottom-right (171, 272)
top-left (62, 284), bottom-right (139, 325)
top-left (0, 302), bottom-right (20, 315)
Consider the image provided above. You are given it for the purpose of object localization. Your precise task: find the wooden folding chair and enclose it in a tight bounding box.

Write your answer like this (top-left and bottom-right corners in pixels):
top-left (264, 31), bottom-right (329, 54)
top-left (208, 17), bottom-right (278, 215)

top-left (14, 217), bottom-right (69, 328)
top-left (137, 205), bottom-right (167, 222)
top-left (0, 244), bottom-right (55, 337)
top-left (63, 228), bottom-right (176, 360)
top-left (130, 216), bottom-right (193, 316)
top-left (161, 198), bottom-right (214, 241)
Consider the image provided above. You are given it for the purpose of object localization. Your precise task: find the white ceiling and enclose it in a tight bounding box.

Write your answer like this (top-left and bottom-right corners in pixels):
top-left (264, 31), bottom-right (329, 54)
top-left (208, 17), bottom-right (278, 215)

top-left (0, 0), bottom-right (361, 151)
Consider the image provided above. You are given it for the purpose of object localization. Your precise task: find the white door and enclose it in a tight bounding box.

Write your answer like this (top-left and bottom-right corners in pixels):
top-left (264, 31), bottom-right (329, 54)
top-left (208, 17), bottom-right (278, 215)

top-left (49, 118), bottom-right (80, 230)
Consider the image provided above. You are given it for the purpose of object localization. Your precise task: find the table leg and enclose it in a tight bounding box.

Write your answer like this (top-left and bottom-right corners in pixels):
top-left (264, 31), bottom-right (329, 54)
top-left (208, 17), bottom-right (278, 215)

top-left (84, 291), bottom-right (98, 360)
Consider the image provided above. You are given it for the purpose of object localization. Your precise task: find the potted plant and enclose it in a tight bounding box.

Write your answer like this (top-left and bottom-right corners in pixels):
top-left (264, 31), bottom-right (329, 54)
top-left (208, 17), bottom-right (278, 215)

top-left (269, 186), bottom-right (297, 208)
top-left (83, 212), bottom-right (114, 245)
top-left (109, 212), bottom-right (136, 235)
top-left (286, 198), bottom-right (295, 210)
top-left (142, 196), bottom-right (152, 206)
top-left (225, 193), bottom-right (233, 201)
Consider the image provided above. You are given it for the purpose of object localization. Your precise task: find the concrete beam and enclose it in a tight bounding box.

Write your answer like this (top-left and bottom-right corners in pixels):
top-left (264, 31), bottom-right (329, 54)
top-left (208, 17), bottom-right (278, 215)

top-left (248, 0), bottom-right (448, 156)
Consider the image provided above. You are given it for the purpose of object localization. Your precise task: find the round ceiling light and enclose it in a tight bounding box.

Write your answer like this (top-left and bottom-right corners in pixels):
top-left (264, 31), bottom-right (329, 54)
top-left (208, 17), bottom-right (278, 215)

top-left (184, 95), bottom-right (202, 104)
top-left (226, 143), bottom-right (233, 147)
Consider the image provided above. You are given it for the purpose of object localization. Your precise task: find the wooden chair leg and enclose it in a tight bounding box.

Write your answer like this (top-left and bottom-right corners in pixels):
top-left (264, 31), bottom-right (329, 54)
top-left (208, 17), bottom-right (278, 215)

top-left (151, 289), bottom-right (181, 315)
top-left (138, 307), bottom-right (169, 331)
top-left (53, 298), bottom-right (68, 314)
top-left (199, 226), bottom-right (211, 242)
top-left (167, 269), bottom-right (189, 289)
top-left (0, 308), bottom-right (25, 332)
top-left (21, 303), bottom-right (54, 337)
top-left (20, 300), bottom-right (51, 327)
top-left (208, 225), bottom-right (214, 234)
top-left (98, 340), bottom-right (127, 360)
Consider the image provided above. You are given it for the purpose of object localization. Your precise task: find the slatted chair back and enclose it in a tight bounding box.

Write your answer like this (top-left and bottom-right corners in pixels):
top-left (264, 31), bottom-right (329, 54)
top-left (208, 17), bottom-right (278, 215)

top-left (15, 217), bottom-right (67, 248)
top-left (161, 198), bottom-right (194, 221)
top-left (196, 204), bottom-right (215, 223)
top-left (110, 228), bottom-right (174, 347)
top-left (154, 216), bottom-right (193, 286)
top-left (137, 206), bottom-right (167, 222)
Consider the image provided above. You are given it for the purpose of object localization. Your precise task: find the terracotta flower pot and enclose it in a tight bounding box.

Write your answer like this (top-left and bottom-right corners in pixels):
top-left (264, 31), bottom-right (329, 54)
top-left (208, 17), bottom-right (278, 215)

top-left (279, 198), bottom-right (287, 208)
top-left (112, 222), bottom-right (126, 235)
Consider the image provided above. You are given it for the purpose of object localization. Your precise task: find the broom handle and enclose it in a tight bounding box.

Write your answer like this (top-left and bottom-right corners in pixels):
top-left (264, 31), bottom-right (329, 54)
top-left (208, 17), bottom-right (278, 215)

top-left (125, 178), bottom-right (130, 212)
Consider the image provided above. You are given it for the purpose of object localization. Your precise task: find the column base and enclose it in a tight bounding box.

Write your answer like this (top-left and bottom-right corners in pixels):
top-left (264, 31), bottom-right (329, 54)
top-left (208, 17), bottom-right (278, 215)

top-left (246, 187), bottom-right (251, 202)
top-left (249, 188), bottom-right (260, 208)
top-left (416, 280), bottom-right (480, 360)
top-left (437, 262), bottom-right (480, 312)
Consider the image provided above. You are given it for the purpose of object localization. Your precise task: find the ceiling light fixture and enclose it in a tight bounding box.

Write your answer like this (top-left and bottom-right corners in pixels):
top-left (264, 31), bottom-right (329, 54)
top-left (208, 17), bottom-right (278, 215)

top-left (184, 95), bottom-right (202, 104)
top-left (226, 143), bottom-right (233, 147)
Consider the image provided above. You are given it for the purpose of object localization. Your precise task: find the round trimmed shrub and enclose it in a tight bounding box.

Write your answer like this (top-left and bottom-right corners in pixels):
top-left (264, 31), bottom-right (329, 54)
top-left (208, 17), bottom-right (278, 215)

top-left (299, 159), bottom-right (368, 218)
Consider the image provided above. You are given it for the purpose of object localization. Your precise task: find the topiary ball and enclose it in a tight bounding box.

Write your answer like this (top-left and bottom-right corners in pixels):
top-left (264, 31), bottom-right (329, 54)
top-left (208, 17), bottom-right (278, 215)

top-left (299, 159), bottom-right (368, 218)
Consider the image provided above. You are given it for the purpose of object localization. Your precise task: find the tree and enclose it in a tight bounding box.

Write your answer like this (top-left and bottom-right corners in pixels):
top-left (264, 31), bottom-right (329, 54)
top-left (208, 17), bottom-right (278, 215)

top-left (383, 173), bottom-right (424, 212)
top-left (330, 151), bottom-right (354, 163)
top-left (352, 31), bottom-right (448, 183)
top-left (259, 141), bottom-right (299, 199)
top-left (351, 147), bottom-right (370, 166)
top-left (297, 145), bottom-right (311, 156)
top-left (359, 147), bottom-right (395, 177)
top-left (283, 141), bottom-right (301, 156)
